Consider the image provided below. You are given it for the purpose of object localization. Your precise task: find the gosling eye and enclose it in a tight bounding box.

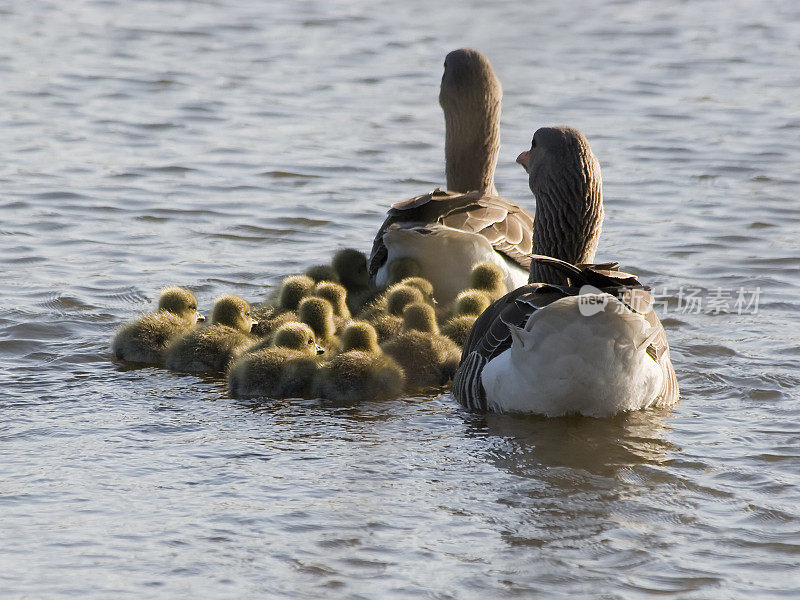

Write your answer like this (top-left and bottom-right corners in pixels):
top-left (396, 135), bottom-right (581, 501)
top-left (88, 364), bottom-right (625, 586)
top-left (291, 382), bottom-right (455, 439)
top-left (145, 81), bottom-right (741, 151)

top-left (307, 338), bottom-right (313, 345)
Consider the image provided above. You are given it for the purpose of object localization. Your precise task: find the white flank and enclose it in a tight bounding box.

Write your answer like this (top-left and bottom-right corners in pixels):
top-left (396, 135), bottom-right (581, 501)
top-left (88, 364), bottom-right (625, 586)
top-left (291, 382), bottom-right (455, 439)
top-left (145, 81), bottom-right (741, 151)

top-left (481, 294), bottom-right (663, 417)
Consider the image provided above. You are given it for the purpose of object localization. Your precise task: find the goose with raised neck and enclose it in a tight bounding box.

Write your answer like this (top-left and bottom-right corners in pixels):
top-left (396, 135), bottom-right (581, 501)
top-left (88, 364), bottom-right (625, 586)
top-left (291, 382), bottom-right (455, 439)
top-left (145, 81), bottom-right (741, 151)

top-left (453, 127), bottom-right (678, 417)
top-left (369, 48), bottom-right (535, 303)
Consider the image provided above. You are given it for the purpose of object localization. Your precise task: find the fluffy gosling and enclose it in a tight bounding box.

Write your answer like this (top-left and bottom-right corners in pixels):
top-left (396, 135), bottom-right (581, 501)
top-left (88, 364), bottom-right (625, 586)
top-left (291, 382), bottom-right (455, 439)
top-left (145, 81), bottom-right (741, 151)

top-left (227, 322), bottom-right (321, 399)
top-left (111, 286), bottom-right (204, 364)
top-left (382, 302), bottom-right (460, 388)
top-left (332, 248), bottom-right (373, 313)
top-left (165, 295), bottom-right (255, 374)
top-left (298, 296), bottom-right (337, 350)
top-left (252, 274), bottom-right (315, 337)
top-left (469, 261), bottom-right (507, 301)
top-left (314, 321), bottom-right (405, 403)
top-left (441, 289), bottom-right (491, 347)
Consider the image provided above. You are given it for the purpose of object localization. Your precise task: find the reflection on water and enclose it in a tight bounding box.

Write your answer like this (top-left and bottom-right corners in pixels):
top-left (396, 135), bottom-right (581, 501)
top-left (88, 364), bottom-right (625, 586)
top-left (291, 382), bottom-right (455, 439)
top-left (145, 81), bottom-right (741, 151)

top-left (1, 0), bottom-right (800, 597)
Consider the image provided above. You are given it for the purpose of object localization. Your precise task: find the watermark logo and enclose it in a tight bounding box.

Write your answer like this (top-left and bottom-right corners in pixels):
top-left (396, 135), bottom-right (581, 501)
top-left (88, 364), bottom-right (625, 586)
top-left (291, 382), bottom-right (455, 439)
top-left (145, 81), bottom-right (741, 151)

top-left (577, 285), bottom-right (609, 316)
top-left (577, 285), bottom-right (761, 317)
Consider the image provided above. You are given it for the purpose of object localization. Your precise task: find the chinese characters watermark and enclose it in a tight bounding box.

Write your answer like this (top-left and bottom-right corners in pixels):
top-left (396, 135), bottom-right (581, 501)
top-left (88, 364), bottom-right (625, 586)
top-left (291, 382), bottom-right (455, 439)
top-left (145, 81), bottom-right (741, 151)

top-left (577, 285), bottom-right (761, 317)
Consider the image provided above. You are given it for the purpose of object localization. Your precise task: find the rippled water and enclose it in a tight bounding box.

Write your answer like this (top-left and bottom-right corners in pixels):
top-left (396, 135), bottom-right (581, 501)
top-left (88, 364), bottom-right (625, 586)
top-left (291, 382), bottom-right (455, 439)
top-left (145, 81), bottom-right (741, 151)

top-left (1, 0), bottom-right (799, 597)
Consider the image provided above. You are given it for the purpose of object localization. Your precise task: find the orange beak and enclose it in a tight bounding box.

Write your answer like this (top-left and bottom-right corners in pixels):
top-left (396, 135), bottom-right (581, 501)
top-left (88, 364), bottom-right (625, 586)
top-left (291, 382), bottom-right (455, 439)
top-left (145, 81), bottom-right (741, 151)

top-left (516, 149), bottom-right (531, 173)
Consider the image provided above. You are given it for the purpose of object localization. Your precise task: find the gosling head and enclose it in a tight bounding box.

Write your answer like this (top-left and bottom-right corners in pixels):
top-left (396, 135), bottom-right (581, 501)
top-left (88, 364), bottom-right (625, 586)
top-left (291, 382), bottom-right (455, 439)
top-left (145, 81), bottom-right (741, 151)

top-left (332, 248), bottom-right (369, 289)
top-left (304, 264), bottom-right (339, 284)
top-left (386, 285), bottom-right (424, 317)
top-left (439, 48), bottom-right (502, 195)
top-left (516, 126), bottom-right (604, 282)
top-left (401, 302), bottom-right (439, 334)
top-left (158, 286), bottom-right (204, 324)
top-left (469, 262), bottom-right (506, 296)
top-left (339, 321), bottom-right (380, 354)
top-left (397, 277), bottom-right (435, 304)
top-left (386, 257), bottom-right (421, 285)
top-left (273, 322), bottom-right (323, 356)
top-left (313, 282), bottom-right (350, 318)
top-left (453, 289), bottom-right (491, 316)
top-left (278, 275), bottom-right (315, 311)
top-left (298, 296), bottom-right (336, 341)
top-left (211, 295), bottom-right (255, 333)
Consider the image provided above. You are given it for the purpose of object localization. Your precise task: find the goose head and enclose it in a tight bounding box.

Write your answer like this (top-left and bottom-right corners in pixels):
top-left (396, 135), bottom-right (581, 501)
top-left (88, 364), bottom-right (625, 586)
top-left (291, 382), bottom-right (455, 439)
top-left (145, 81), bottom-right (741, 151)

top-left (273, 322), bottom-right (323, 356)
top-left (210, 295), bottom-right (256, 333)
top-left (158, 286), bottom-right (204, 324)
top-left (439, 48), bottom-right (502, 195)
top-left (517, 126), bottom-right (604, 285)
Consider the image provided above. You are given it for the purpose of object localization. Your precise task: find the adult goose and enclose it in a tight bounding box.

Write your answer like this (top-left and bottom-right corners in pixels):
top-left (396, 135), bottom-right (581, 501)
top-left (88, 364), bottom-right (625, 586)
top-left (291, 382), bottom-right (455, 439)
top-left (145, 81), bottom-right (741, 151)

top-left (452, 127), bottom-right (679, 416)
top-left (368, 48), bottom-right (535, 303)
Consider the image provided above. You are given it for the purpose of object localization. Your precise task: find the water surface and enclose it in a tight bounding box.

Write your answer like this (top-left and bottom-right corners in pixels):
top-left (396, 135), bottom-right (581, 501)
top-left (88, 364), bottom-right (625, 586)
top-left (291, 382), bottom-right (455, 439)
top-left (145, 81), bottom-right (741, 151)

top-left (1, 0), bottom-right (799, 598)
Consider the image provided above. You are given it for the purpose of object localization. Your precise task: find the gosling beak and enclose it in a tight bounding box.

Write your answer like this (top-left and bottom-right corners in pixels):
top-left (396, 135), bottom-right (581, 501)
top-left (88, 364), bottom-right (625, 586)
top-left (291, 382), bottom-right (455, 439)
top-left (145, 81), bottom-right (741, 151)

top-left (196, 313), bottom-right (206, 323)
top-left (250, 320), bottom-right (259, 332)
top-left (316, 345), bottom-right (325, 355)
top-left (516, 150), bottom-right (531, 173)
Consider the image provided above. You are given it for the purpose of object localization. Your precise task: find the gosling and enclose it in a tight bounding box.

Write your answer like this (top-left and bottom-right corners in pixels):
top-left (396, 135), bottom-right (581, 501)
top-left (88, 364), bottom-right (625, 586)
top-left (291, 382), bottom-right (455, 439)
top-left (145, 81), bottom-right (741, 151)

top-left (332, 248), bottom-right (373, 313)
top-left (314, 321), bottom-right (405, 403)
top-left (227, 322), bottom-right (322, 399)
top-left (297, 296), bottom-right (337, 351)
top-left (305, 264), bottom-right (339, 284)
top-left (111, 286), bottom-right (204, 364)
top-left (382, 302), bottom-right (460, 388)
top-left (360, 284), bottom-right (425, 343)
top-left (469, 261), bottom-right (508, 301)
top-left (252, 274), bottom-right (314, 338)
top-left (441, 289), bottom-right (491, 347)
top-left (312, 281), bottom-right (351, 322)
top-left (165, 295), bottom-right (256, 374)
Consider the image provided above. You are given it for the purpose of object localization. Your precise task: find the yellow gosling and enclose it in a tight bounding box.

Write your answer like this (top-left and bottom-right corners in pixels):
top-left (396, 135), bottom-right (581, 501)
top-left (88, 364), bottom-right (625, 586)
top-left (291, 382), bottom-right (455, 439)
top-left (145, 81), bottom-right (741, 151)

top-left (469, 261), bottom-right (507, 301)
top-left (313, 281), bottom-right (351, 321)
top-left (298, 296), bottom-right (337, 350)
top-left (227, 322), bottom-right (320, 399)
top-left (401, 302), bottom-right (439, 334)
top-left (111, 286), bottom-right (204, 364)
top-left (386, 257), bottom-right (422, 285)
top-left (314, 321), bottom-right (404, 403)
top-left (252, 274), bottom-right (315, 337)
top-left (381, 303), bottom-right (461, 388)
top-left (165, 295), bottom-right (255, 374)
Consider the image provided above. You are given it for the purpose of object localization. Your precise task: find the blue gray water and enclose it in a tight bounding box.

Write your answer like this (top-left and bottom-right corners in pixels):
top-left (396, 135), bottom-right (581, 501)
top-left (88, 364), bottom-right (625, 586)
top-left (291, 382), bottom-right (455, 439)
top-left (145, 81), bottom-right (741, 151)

top-left (1, 0), bottom-right (799, 597)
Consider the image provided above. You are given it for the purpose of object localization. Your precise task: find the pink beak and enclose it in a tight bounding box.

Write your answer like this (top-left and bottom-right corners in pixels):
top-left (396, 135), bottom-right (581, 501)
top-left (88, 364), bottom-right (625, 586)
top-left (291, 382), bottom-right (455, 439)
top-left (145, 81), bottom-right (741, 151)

top-left (516, 149), bottom-right (531, 173)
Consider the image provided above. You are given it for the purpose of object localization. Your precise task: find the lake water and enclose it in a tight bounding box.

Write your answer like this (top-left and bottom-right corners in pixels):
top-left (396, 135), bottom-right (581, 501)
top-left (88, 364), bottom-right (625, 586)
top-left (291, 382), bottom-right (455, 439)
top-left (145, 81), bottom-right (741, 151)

top-left (1, 0), bottom-right (799, 597)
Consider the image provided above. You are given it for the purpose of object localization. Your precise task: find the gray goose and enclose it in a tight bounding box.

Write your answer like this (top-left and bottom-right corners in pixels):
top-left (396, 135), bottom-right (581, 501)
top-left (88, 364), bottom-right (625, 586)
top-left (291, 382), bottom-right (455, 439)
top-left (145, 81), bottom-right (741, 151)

top-left (452, 127), bottom-right (679, 416)
top-left (369, 48), bottom-right (535, 303)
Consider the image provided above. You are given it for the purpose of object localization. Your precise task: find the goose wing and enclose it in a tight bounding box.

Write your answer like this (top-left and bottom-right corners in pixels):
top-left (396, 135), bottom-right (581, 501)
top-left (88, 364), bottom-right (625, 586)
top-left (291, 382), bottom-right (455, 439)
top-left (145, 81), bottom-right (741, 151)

top-left (368, 188), bottom-right (535, 280)
top-left (453, 259), bottom-right (678, 411)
